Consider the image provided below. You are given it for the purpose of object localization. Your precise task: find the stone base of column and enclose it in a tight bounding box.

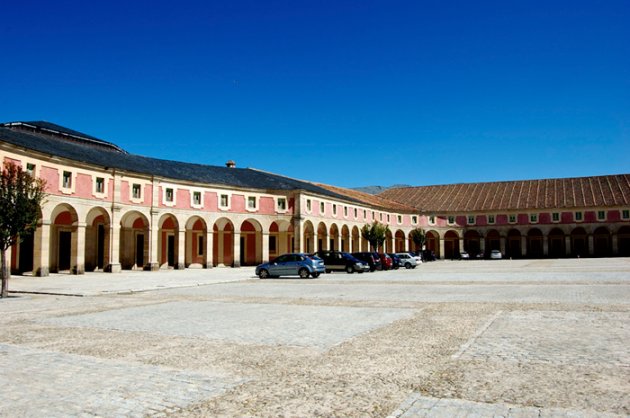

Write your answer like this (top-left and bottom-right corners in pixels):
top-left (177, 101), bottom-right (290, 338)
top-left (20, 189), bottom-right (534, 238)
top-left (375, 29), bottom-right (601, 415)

top-left (233, 261), bottom-right (241, 268)
top-left (105, 263), bottom-right (121, 273)
top-left (175, 263), bottom-right (186, 270)
top-left (144, 262), bottom-right (160, 271)
top-left (34, 267), bottom-right (49, 277)
top-left (205, 262), bottom-right (213, 269)
top-left (71, 265), bottom-right (85, 275)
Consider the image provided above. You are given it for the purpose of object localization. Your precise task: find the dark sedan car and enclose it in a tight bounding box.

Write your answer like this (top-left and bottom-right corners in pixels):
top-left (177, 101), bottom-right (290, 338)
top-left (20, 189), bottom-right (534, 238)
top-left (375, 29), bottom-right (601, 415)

top-left (387, 253), bottom-right (401, 269)
top-left (352, 252), bottom-right (382, 272)
top-left (314, 250), bottom-right (370, 274)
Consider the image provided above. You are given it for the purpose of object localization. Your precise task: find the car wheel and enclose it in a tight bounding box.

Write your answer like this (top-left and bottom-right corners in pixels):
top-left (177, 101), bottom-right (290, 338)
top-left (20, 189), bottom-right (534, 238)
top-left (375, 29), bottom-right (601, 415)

top-left (311, 272), bottom-right (320, 278)
top-left (404, 263), bottom-right (411, 269)
top-left (258, 269), bottom-right (269, 279)
top-left (299, 268), bottom-right (310, 279)
top-left (326, 269), bottom-right (332, 274)
top-left (345, 265), bottom-right (354, 274)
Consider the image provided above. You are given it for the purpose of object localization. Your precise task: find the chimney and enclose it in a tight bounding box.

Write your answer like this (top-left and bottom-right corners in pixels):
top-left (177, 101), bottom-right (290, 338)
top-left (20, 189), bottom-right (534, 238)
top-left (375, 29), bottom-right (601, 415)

top-left (225, 160), bottom-right (236, 168)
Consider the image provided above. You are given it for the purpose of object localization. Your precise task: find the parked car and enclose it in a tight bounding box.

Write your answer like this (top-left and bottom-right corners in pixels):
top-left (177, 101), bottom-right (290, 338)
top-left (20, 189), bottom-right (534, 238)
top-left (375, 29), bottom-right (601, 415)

top-left (256, 253), bottom-right (325, 279)
top-left (378, 253), bottom-right (393, 270)
top-left (352, 252), bottom-right (382, 272)
top-left (408, 252), bottom-right (423, 264)
top-left (490, 250), bottom-right (503, 260)
top-left (422, 250), bottom-right (436, 261)
top-left (459, 251), bottom-right (470, 260)
top-left (387, 253), bottom-right (401, 269)
top-left (314, 250), bottom-right (370, 274)
top-left (395, 252), bottom-right (418, 269)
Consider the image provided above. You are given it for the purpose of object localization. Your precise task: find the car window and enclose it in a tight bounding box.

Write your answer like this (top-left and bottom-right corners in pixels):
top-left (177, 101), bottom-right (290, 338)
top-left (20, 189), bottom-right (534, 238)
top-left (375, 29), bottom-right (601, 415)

top-left (274, 255), bottom-right (288, 263)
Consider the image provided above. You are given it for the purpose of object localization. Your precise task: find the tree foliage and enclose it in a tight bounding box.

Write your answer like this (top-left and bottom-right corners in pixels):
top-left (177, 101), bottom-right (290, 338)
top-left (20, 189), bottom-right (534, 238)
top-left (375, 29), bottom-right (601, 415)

top-left (361, 221), bottom-right (389, 252)
top-left (409, 227), bottom-right (426, 249)
top-left (0, 163), bottom-right (46, 298)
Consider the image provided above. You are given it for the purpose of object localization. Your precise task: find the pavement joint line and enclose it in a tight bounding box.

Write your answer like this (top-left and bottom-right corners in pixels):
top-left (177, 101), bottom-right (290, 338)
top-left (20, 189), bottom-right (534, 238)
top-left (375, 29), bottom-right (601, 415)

top-left (451, 309), bottom-right (503, 360)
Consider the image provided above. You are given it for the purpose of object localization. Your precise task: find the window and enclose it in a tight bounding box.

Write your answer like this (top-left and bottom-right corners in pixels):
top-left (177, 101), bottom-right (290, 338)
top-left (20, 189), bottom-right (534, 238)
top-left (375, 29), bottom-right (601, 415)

top-left (429, 215), bottom-right (436, 225)
top-left (372, 211), bottom-right (375, 219)
top-left (320, 202), bottom-right (325, 213)
top-left (95, 177), bottom-right (105, 193)
top-left (62, 171), bottom-right (72, 188)
top-left (530, 214), bottom-right (538, 223)
top-left (193, 191), bottom-right (202, 206)
top-left (306, 199), bottom-right (312, 212)
top-left (220, 194), bottom-right (229, 207)
top-left (132, 183), bottom-right (142, 199)
top-left (344, 206), bottom-right (348, 217)
top-left (597, 210), bottom-right (606, 221)
top-left (165, 188), bottom-right (174, 202)
top-left (467, 215), bottom-right (475, 225)
top-left (412, 215), bottom-right (418, 224)
top-left (277, 197), bottom-right (287, 211)
top-left (509, 214), bottom-right (517, 223)
top-left (387, 214), bottom-right (390, 223)
top-left (197, 236), bottom-right (204, 256)
top-left (447, 215), bottom-right (455, 224)
top-left (397, 215), bottom-right (402, 224)
top-left (354, 208), bottom-right (358, 218)
top-left (247, 196), bottom-right (257, 209)
top-left (552, 212), bottom-right (560, 222)
top-left (364, 210), bottom-right (367, 219)
top-left (623, 209), bottom-right (630, 219)
top-left (379, 213), bottom-right (383, 221)
top-left (26, 163), bottom-right (35, 175)
top-left (332, 204), bottom-right (337, 215)
top-left (488, 215), bottom-right (495, 224)
top-left (575, 211), bottom-right (583, 222)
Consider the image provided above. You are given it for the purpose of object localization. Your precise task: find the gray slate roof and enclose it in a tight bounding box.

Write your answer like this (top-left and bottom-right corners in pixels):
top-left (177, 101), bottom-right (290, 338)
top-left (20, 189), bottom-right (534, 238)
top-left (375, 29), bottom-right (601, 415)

top-left (0, 124), bottom-right (358, 202)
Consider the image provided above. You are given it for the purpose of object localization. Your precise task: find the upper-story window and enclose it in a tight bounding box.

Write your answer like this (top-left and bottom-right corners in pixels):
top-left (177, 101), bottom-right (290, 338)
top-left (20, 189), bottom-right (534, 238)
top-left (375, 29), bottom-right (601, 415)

top-left (364, 209), bottom-right (367, 219)
top-left (220, 194), bottom-right (229, 208)
top-left (575, 211), bottom-right (583, 222)
top-left (597, 210), bottom-right (606, 221)
top-left (623, 209), bottom-right (630, 220)
top-left (508, 214), bottom-right (516, 223)
top-left (372, 211), bottom-right (375, 219)
top-left (165, 188), bottom-right (174, 202)
top-left (344, 206), bottom-right (348, 217)
top-left (530, 213), bottom-right (538, 223)
top-left (332, 204), bottom-right (337, 216)
top-left (387, 214), bottom-right (390, 223)
top-left (247, 196), bottom-right (257, 210)
top-left (95, 177), bottom-right (105, 194)
top-left (467, 215), bottom-right (475, 225)
top-left (428, 215), bottom-right (436, 225)
top-left (62, 171), bottom-right (72, 189)
top-left (320, 202), bottom-right (325, 213)
top-left (132, 183), bottom-right (142, 199)
top-left (26, 163), bottom-right (35, 175)
top-left (379, 213), bottom-right (383, 221)
top-left (192, 191), bottom-right (202, 206)
top-left (447, 215), bottom-right (455, 224)
top-left (277, 197), bottom-right (287, 211)
top-left (488, 214), bottom-right (495, 224)
top-left (306, 199), bottom-right (312, 212)
top-left (552, 212), bottom-right (560, 222)
top-left (354, 208), bottom-right (358, 218)
top-left (397, 215), bottom-right (402, 224)
top-left (412, 215), bottom-right (418, 224)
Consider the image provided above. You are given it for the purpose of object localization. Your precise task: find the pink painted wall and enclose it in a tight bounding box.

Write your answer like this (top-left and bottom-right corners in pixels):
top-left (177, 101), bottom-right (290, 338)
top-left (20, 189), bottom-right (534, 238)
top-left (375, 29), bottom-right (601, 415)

top-left (232, 195), bottom-right (245, 212)
top-left (259, 196), bottom-right (275, 214)
top-left (40, 166), bottom-right (59, 194)
top-left (75, 173), bottom-right (92, 198)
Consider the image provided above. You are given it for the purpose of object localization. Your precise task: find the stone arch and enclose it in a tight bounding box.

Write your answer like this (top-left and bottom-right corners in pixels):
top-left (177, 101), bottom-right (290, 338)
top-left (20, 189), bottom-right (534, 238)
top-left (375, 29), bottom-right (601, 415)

top-left (10, 206), bottom-right (43, 275)
top-left (185, 216), bottom-right (208, 268)
top-left (303, 220), bottom-right (315, 254)
top-left (351, 226), bottom-right (361, 253)
top-left (240, 219), bottom-right (263, 266)
top-left (119, 210), bottom-right (150, 270)
top-left (329, 223), bottom-right (340, 251)
top-left (49, 203), bottom-right (80, 273)
top-left (506, 229), bottom-right (522, 258)
top-left (425, 230), bottom-right (439, 258)
top-left (85, 207), bottom-right (111, 272)
top-left (213, 217), bottom-right (234, 267)
top-left (394, 230), bottom-right (406, 252)
top-left (571, 227), bottom-right (588, 257)
top-left (383, 228), bottom-right (394, 253)
top-left (548, 228), bottom-right (566, 258)
top-left (485, 229), bottom-right (501, 253)
top-left (618, 226), bottom-right (630, 256)
top-left (444, 230), bottom-right (460, 259)
top-left (464, 230), bottom-right (481, 257)
top-left (527, 228), bottom-right (544, 258)
top-left (593, 226), bottom-right (611, 257)
top-left (317, 222), bottom-right (328, 252)
top-left (341, 225), bottom-right (350, 252)
top-left (158, 213), bottom-right (180, 269)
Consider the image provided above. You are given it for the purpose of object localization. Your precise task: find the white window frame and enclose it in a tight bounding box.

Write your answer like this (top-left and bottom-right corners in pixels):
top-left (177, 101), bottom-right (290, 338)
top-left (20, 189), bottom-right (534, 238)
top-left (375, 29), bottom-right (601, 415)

top-left (529, 213), bottom-right (538, 224)
top-left (447, 215), bottom-right (455, 225)
top-left (428, 215), bottom-right (436, 225)
top-left (412, 215), bottom-right (418, 224)
top-left (622, 209), bottom-right (630, 220)
top-left (276, 197), bottom-right (288, 213)
top-left (60, 170), bottom-right (75, 195)
top-left (131, 183), bottom-right (143, 203)
top-left (354, 208), bottom-right (358, 219)
top-left (93, 176), bottom-right (107, 198)
top-left (246, 195), bottom-right (258, 212)
top-left (163, 187), bottom-right (176, 206)
top-left (552, 212), bottom-right (560, 223)
top-left (574, 211), bottom-right (583, 222)
top-left (320, 202), bottom-right (325, 214)
top-left (306, 199), bottom-right (312, 213)
top-left (597, 210), bottom-right (606, 221)
top-left (219, 193), bottom-right (231, 210)
top-left (488, 214), bottom-right (495, 225)
top-left (467, 215), bottom-right (475, 225)
top-left (191, 190), bottom-right (203, 209)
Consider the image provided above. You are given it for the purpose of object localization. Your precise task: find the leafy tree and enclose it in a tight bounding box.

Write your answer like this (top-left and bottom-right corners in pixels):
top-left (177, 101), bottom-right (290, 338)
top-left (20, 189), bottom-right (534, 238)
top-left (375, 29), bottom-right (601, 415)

top-left (361, 221), bottom-right (389, 252)
top-left (0, 163), bottom-right (46, 298)
top-left (410, 227), bottom-right (426, 251)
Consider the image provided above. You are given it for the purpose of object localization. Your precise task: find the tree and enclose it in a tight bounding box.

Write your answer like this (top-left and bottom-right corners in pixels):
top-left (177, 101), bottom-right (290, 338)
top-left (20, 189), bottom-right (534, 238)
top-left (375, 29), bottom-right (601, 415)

top-left (409, 228), bottom-right (426, 252)
top-left (361, 221), bottom-right (389, 252)
top-left (0, 163), bottom-right (46, 298)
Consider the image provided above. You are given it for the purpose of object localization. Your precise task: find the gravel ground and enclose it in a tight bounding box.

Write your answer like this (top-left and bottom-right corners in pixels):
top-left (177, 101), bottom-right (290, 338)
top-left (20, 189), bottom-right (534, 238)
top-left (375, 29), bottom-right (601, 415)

top-left (1, 258), bottom-right (628, 417)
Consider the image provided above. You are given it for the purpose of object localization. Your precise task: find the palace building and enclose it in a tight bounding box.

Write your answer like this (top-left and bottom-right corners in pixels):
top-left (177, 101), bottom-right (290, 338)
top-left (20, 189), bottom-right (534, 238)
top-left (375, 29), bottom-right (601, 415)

top-left (1, 120), bottom-right (628, 276)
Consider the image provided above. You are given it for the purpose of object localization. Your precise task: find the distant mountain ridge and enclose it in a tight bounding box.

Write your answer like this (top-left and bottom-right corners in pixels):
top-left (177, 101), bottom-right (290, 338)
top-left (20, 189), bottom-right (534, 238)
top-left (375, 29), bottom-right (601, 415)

top-left (352, 184), bottom-right (411, 195)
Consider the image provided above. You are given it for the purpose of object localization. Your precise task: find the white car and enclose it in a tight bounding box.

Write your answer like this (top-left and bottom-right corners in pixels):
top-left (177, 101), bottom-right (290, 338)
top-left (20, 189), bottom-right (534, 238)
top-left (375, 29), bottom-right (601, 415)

top-left (490, 250), bottom-right (503, 259)
top-left (395, 253), bottom-right (418, 269)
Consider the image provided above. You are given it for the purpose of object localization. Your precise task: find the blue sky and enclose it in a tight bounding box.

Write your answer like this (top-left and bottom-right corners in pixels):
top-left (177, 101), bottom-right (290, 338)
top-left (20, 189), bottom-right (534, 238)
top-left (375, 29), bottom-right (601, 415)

top-left (1, 1), bottom-right (628, 188)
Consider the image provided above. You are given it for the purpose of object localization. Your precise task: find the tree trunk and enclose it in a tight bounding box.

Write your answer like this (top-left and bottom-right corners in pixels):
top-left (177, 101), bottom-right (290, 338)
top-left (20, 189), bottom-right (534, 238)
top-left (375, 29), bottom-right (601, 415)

top-left (1, 249), bottom-right (8, 298)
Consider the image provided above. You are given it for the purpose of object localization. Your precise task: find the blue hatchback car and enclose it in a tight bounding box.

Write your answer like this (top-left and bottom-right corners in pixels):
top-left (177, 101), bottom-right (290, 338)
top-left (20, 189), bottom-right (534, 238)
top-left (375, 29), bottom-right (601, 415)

top-left (256, 253), bottom-right (326, 279)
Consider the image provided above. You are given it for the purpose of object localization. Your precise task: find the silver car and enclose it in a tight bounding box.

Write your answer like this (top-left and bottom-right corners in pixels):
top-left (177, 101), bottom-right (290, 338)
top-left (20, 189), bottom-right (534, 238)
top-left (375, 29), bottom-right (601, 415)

top-left (395, 253), bottom-right (418, 269)
top-left (490, 250), bottom-right (503, 260)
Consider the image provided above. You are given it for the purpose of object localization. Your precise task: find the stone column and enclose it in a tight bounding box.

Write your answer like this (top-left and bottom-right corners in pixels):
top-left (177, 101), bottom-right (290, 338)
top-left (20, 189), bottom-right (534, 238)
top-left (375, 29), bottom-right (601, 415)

top-left (262, 232), bottom-right (270, 263)
top-left (588, 235), bottom-right (594, 256)
top-left (217, 230), bottom-right (225, 266)
top-left (499, 236), bottom-right (506, 256)
top-left (612, 233), bottom-right (618, 256)
top-left (176, 229), bottom-right (185, 269)
top-left (543, 236), bottom-right (549, 257)
top-left (439, 238), bottom-right (445, 260)
top-left (106, 206), bottom-right (122, 273)
top-left (565, 235), bottom-right (572, 256)
top-left (233, 231), bottom-right (241, 267)
top-left (205, 230), bottom-right (213, 268)
top-left (333, 235), bottom-right (341, 252)
top-left (292, 218), bottom-right (303, 253)
top-left (33, 221), bottom-right (50, 276)
top-left (71, 222), bottom-right (86, 274)
top-left (459, 237), bottom-right (464, 254)
top-left (479, 237), bottom-right (486, 256)
top-left (521, 236), bottom-right (527, 257)
top-left (146, 210), bottom-right (160, 271)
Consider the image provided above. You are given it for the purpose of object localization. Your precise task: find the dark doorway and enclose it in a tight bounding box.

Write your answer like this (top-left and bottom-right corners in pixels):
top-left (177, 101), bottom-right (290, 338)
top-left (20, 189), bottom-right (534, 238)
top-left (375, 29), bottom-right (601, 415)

top-left (240, 236), bottom-right (245, 265)
top-left (59, 231), bottom-right (72, 271)
top-left (167, 235), bottom-right (175, 266)
top-left (19, 233), bottom-right (34, 273)
top-left (135, 234), bottom-right (144, 267)
top-left (97, 224), bottom-right (105, 269)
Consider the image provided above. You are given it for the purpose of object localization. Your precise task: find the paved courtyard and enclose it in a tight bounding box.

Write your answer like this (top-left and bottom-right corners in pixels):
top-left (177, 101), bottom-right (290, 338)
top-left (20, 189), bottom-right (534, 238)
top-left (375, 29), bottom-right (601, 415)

top-left (1, 258), bottom-right (629, 417)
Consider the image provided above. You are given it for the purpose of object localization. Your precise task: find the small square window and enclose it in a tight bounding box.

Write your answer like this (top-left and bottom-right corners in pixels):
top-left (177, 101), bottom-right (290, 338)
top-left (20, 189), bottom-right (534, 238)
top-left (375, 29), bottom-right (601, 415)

top-left (277, 197), bottom-right (287, 211)
top-left (62, 171), bottom-right (72, 188)
top-left (622, 209), bottom-right (630, 219)
top-left (397, 215), bottom-right (402, 224)
top-left (26, 163), bottom-right (35, 175)
top-left (247, 196), bottom-right (257, 209)
top-left (306, 199), bottom-right (312, 212)
top-left (488, 215), bottom-right (495, 224)
top-left (597, 210), bottom-right (606, 220)
top-left (165, 188), bottom-right (174, 202)
top-left (320, 202), bottom-right (325, 213)
top-left (412, 215), bottom-right (418, 224)
top-left (220, 194), bottom-right (229, 207)
top-left (448, 215), bottom-right (455, 224)
top-left (467, 215), bottom-right (475, 225)
top-left (95, 177), bottom-right (105, 193)
top-left (193, 191), bottom-right (202, 205)
top-left (552, 212), bottom-right (560, 222)
top-left (509, 214), bottom-right (517, 223)
top-left (530, 214), bottom-right (538, 223)
top-left (575, 211), bottom-right (583, 222)
top-left (429, 215), bottom-right (436, 224)
top-left (132, 183), bottom-right (142, 199)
